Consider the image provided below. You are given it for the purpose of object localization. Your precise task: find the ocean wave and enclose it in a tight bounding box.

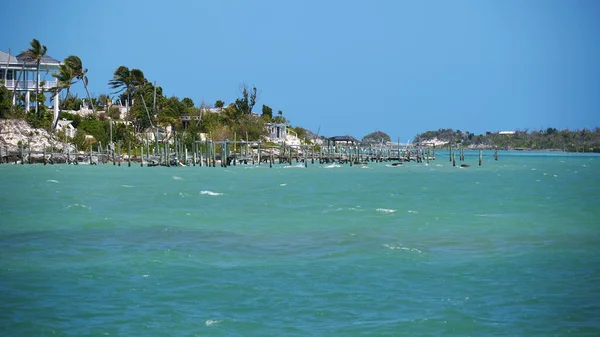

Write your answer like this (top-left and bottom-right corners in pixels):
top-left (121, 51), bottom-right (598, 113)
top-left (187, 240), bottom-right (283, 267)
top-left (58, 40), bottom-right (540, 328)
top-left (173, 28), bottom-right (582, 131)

top-left (280, 183), bottom-right (287, 186)
top-left (172, 176), bottom-right (183, 180)
top-left (376, 208), bottom-right (396, 214)
top-left (121, 184), bottom-right (134, 188)
top-left (284, 164), bottom-right (305, 169)
top-left (66, 203), bottom-right (90, 210)
top-left (200, 190), bottom-right (223, 196)
top-left (325, 164), bottom-right (341, 169)
top-left (205, 319), bottom-right (222, 326)
top-left (383, 243), bottom-right (422, 253)
top-left (47, 179), bottom-right (59, 183)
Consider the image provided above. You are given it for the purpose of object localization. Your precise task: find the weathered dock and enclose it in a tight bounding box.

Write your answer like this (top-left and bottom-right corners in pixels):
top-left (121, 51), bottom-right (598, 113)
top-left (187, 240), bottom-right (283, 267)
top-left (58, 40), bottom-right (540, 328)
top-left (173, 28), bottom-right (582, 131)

top-left (1, 137), bottom-right (500, 168)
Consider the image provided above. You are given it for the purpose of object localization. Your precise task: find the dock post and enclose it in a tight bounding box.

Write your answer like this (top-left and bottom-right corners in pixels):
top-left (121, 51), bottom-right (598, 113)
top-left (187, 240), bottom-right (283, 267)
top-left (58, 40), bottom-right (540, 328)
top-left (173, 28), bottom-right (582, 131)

top-left (128, 141), bottom-right (131, 167)
top-left (453, 152), bottom-right (456, 167)
top-left (495, 149), bottom-right (498, 161)
top-left (257, 142), bottom-right (261, 165)
top-left (193, 140), bottom-right (196, 167)
top-left (141, 146), bottom-right (144, 167)
top-left (479, 150), bottom-right (482, 166)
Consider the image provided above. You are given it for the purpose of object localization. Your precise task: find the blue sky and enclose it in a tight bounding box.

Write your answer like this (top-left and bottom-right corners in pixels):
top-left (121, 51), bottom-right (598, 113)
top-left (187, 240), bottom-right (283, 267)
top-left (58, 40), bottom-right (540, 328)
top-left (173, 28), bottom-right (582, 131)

top-left (4, 0), bottom-right (600, 140)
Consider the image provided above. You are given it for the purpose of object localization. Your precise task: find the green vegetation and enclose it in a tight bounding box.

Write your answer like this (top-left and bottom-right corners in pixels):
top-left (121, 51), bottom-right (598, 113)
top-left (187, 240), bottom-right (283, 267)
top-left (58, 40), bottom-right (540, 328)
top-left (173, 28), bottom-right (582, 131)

top-left (4, 38), bottom-right (599, 154)
top-left (415, 128), bottom-right (600, 152)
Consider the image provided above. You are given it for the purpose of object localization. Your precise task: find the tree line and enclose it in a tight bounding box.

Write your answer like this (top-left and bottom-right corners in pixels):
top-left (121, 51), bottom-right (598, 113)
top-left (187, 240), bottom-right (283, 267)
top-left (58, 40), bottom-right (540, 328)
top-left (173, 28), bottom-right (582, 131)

top-left (414, 128), bottom-right (600, 152)
top-left (1, 38), bottom-right (310, 151)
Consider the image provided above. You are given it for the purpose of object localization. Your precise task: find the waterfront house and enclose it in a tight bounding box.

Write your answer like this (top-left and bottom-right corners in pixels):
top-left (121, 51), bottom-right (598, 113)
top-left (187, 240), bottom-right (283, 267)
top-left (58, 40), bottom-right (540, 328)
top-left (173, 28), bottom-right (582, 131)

top-left (0, 50), bottom-right (61, 126)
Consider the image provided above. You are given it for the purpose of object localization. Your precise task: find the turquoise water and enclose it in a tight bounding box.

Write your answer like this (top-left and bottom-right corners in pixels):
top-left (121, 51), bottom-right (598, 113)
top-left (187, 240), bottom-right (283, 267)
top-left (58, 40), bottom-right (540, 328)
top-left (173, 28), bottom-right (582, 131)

top-left (1, 151), bottom-right (599, 336)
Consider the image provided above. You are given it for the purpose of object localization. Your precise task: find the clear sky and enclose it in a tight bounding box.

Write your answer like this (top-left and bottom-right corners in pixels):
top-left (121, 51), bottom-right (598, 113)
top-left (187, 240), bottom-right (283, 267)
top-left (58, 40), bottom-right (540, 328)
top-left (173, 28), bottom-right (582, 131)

top-left (4, 0), bottom-right (600, 140)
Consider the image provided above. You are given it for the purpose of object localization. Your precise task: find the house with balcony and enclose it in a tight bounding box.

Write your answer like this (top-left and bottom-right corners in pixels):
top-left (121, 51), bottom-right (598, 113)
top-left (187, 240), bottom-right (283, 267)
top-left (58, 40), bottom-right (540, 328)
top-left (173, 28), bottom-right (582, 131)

top-left (1, 50), bottom-right (61, 126)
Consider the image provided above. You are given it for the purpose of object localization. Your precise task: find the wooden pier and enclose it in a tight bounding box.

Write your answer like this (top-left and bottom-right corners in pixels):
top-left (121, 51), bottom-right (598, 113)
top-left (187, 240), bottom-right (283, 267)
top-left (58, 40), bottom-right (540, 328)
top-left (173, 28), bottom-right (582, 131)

top-left (1, 138), bottom-right (499, 168)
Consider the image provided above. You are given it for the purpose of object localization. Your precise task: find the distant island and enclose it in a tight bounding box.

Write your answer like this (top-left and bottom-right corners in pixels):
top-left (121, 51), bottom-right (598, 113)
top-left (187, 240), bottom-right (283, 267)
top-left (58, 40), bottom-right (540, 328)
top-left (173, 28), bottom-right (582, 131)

top-left (412, 128), bottom-right (600, 153)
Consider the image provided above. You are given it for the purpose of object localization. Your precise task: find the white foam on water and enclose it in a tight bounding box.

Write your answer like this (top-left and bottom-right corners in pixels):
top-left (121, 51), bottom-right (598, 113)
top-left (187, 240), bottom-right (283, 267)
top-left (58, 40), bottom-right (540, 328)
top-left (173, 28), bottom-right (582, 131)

top-left (172, 176), bottom-right (183, 180)
top-left (141, 274), bottom-right (149, 278)
top-left (325, 164), bottom-right (341, 169)
top-left (376, 208), bottom-right (396, 214)
top-left (436, 164), bottom-right (443, 167)
top-left (284, 164), bottom-right (305, 169)
top-left (408, 210), bottom-right (419, 214)
top-left (553, 174), bottom-right (558, 177)
top-left (531, 168), bottom-right (536, 171)
top-left (67, 204), bottom-right (90, 210)
top-left (205, 320), bottom-right (222, 326)
top-left (200, 190), bottom-right (223, 196)
top-left (47, 179), bottom-right (59, 183)
top-left (382, 243), bottom-right (422, 253)
top-left (280, 183), bottom-right (287, 186)
top-left (121, 184), bottom-right (133, 188)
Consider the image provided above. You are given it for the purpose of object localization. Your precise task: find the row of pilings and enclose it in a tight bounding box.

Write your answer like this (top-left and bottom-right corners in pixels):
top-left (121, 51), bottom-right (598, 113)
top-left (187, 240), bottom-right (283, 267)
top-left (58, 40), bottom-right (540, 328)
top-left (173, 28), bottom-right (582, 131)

top-left (1, 138), bottom-right (499, 167)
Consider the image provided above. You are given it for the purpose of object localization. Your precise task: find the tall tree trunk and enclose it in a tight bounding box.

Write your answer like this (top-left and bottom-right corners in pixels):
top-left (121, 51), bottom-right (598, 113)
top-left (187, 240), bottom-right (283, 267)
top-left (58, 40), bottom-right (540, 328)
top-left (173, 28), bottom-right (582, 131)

top-left (35, 61), bottom-right (40, 115)
top-left (83, 77), bottom-right (96, 114)
top-left (10, 63), bottom-right (25, 114)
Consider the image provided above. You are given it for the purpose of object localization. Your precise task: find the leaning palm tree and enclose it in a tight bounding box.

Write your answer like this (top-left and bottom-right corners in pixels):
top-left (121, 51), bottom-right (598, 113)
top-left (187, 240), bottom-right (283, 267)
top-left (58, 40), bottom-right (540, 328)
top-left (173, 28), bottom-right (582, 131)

top-left (49, 63), bottom-right (76, 129)
top-left (108, 66), bottom-right (146, 131)
top-left (64, 55), bottom-right (95, 114)
top-left (21, 38), bottom-right (47, 115)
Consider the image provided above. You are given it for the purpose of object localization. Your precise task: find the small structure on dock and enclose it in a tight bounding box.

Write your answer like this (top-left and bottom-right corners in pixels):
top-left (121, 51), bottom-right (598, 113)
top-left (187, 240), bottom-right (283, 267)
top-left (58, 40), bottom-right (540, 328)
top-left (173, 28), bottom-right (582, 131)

top-left (328, 135), bottom-right (360, 145)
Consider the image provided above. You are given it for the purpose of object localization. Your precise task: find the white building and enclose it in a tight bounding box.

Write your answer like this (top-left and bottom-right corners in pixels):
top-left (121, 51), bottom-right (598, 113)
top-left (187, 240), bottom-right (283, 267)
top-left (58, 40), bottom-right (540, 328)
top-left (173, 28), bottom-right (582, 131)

top-left (1, 50), bottom-right (61, 127)
top-left (56, 119), bottom-right (76, 138)
top-left (267, 123), bottom-right (288, 142)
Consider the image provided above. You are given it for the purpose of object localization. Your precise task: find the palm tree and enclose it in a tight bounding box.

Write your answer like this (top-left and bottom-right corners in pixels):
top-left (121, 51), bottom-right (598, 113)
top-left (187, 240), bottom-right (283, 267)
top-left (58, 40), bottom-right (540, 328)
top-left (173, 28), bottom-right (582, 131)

top-left (49, 63), bottom-right (75, 129)
top-left (108, 66), bottom-right (146, 130)
top-left (21, 38), bottom-right (47, 115)
top-left (64, 56), bottom-right (95, 114)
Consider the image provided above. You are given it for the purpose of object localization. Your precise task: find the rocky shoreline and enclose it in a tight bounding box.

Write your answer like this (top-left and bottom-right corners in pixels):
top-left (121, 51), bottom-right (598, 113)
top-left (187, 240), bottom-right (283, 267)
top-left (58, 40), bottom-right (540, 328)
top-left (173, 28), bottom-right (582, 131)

top-left (0, 119), bottom-right (57, 153)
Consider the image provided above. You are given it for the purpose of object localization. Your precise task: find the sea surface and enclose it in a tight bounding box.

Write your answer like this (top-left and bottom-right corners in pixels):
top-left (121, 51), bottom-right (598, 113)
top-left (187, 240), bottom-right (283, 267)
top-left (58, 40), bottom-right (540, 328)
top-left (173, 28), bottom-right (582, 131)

top-left (1, 151), bottom-right (599, 336)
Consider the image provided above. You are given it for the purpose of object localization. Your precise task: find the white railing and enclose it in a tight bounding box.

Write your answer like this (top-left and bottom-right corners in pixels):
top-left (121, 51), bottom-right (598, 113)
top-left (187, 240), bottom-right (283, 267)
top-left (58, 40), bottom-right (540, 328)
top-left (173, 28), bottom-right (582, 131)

top-left (4, 79), bottom-right (58, 90)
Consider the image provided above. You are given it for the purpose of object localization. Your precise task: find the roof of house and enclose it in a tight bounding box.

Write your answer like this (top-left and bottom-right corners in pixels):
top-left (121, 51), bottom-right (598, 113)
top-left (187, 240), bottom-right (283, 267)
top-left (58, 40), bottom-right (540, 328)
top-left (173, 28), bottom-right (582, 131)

top-left (0, 50), bottom-right (19, 65)
top-left (329, 135), bottom-right (359, 143)
top-left (15, 53), bottom-right (61, 65)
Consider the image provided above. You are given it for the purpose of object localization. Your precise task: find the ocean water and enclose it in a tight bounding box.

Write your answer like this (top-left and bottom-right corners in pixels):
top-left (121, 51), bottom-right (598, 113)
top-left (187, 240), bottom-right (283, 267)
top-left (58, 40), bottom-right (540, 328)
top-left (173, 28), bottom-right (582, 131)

top-left (1, 151), bottom-right (599, 336)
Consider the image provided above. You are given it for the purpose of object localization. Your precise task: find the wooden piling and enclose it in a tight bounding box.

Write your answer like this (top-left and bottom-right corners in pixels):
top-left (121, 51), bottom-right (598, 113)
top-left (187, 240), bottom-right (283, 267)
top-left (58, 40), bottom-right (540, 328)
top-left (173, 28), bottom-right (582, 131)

top-left (479, 150), bottom-right (482, 166)
top-left (128, 141), bottom-right (131, 167)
